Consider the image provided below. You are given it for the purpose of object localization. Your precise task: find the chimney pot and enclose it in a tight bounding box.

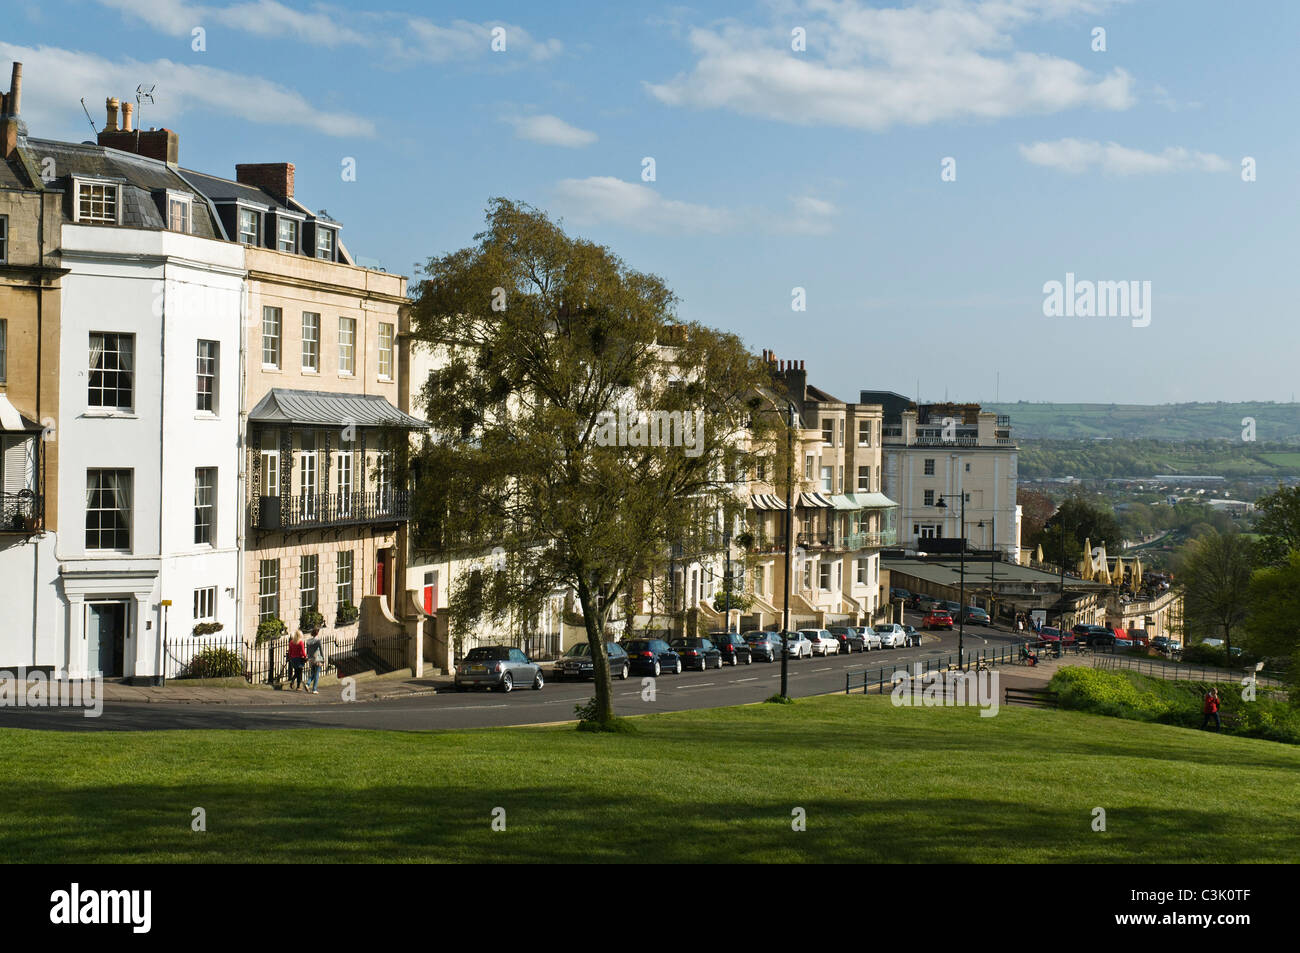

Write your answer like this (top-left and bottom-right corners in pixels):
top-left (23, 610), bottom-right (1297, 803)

top-left (105, 97), bottom-right (119, 133)
top-left (121, 101), bottom-right (134, 133)
top-left (8, 62), bottom-right (20, 116)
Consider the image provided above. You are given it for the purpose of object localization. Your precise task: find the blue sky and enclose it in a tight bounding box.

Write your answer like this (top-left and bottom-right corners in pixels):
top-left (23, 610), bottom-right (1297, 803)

top-left (5, 0), bottom-right (1299, 407)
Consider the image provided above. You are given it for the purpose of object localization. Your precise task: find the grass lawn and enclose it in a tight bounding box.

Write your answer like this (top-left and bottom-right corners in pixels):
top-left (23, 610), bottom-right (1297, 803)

top-left (3, 695), bottom-right (1298, 863)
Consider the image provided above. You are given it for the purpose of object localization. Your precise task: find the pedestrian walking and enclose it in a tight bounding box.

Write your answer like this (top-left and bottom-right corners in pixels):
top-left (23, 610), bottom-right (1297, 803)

top-left (305, 629), bottom-right (324, 694)
top-left (1201, 687), bottom-right (1221, 731)
top-left (288, 631), bottom-right (307, 691)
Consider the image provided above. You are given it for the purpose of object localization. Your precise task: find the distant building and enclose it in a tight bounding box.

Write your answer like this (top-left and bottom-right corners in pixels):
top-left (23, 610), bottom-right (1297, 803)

top-left (862, 391), bottom-right (1022, 564)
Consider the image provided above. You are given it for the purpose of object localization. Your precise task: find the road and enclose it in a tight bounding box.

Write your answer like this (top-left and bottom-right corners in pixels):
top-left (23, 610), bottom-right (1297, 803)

top-left (0, 612), bottom-right (1027, 733)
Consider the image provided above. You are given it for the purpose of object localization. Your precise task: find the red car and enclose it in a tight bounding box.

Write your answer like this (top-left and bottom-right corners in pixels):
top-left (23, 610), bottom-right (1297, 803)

top-left (923, 610), bottom-right (954, 630)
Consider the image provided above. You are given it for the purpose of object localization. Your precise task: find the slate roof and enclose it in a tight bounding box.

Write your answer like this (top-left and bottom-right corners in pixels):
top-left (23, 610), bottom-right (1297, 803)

top-left (249, 388), bottom-right (428, 429)
top-left (179, 168), bottom-right (293, 212)
top-left (18, 137), bottom-right (222, 239)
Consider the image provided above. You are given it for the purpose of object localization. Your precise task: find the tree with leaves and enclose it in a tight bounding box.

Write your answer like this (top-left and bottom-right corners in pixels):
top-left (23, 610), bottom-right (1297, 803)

top-left (1253, 484), bottom-right (1300, 567)
top-left (1178, 531), bottom-right (1255, 660)
top-left (406, 199), bottom-right (776, 729)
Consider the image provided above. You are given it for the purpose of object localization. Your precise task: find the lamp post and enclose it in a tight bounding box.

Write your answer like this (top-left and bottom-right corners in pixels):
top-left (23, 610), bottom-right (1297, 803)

top-left (935, 491), bottom-right (965, 670)
top-left (780, 401), bottom-right (797, 699)
top-left (979, 515), bottom-right (996, 622)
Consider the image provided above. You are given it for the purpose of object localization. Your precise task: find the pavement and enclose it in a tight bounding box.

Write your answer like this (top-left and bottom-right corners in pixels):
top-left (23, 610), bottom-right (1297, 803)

top-left (91, 668), bottom-right (446, 705)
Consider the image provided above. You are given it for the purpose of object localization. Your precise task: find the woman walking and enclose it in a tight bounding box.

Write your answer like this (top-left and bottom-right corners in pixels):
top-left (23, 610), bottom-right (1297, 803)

top-left (288, 631), bottom-right (307, 691)
top-left (305, 629), bottom-right (324, 694)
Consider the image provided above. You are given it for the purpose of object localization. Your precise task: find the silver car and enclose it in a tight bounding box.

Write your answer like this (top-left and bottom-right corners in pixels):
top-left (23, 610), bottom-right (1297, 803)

top-left (856, 625), bottom-right (882, 650)
top-left (782, 631), bottom-right (813, 659)
top-left (875, 624), bottom-right (907, 649)
top-left (454, 645), bottom-right (544, 693)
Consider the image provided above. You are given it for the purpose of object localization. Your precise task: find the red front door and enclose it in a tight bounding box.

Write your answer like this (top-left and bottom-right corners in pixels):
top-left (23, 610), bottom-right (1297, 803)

top-left (376, 554), bottom-right (386, 597)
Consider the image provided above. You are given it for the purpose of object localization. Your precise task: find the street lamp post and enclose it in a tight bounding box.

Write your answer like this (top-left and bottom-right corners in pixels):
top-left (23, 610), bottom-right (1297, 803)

top-left (979, 515), bottom-right (996, 621)
top-left (780, 401), bottom-right (797, 699)
top-left (935, 491), bottom-right (966, 670)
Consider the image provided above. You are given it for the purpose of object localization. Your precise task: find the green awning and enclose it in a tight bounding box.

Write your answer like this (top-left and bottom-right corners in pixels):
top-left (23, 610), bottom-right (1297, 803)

top-left (838, 492), bottom-right (899, 509)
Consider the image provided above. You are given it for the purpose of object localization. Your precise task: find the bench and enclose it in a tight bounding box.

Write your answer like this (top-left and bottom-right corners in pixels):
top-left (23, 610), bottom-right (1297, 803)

top-left (1005, 687), bottom-right (1060, 708)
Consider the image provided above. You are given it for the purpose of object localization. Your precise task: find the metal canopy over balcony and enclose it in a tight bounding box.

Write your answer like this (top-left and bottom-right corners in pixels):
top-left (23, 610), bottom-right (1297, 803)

top-left (248, 388), bottom-right (428, 430)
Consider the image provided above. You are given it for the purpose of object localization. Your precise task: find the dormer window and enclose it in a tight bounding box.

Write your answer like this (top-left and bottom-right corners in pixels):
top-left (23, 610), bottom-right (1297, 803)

top-left (167, 192), bottom-right (192, 234)
top-left (315, 227), bottom-right (334, 260)
top-left (277, 218), bottom-right (298, 253)
top-left (76, 180), bottom-right (120, 224)
top-left (238, 208), bottom-right (260, 245)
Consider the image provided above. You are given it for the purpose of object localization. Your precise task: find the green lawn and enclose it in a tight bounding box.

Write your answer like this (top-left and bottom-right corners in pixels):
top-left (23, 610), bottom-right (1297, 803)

top-left (3, 695), bottom-right (1298, 863)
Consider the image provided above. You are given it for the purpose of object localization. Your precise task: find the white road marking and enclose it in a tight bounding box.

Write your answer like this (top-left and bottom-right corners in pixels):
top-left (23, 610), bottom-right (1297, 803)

top-left (735, 677), bottom-right (759, 682)
top-left (678, 682), bottom-right (715, 689)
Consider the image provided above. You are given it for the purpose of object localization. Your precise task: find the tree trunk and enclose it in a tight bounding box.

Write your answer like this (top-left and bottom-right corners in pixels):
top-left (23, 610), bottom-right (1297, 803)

top-left (577, 578), bottom-right (615, 723)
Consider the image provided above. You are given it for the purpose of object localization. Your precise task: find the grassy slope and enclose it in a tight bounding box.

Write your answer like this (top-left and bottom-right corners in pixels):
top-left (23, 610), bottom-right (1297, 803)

top-left (2, 694), bottom-right (1297, 863)
top-left (984, 402), bottom-right (1300, 442)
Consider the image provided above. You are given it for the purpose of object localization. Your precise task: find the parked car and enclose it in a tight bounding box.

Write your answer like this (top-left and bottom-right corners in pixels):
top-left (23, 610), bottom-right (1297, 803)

top-left (672, 637), bottom-right (724, 671)
top-left (857, 625), bottom-right (882, 650)
top-left (802, 629), bottom-right (840, 656)
top-left (917, 596), bottom-right (944, 612)
top-left (875, 623), bottom-right (908, 648)
top-left (454, 646), bottom-right (544, 693)
top-left (826, 625), bottom-right (866, 653)
top-left (890, 587), bottom-right (911, 602)
top-left (963, 607), bottom-right (991, 626)
top-left (743, 631), bottom-right (782, 662)
top-left (554, 640), bottom-right (631, 681)
top-left (710, 632), bottom-right (753, 665)
top-left (902, 624), bottom-right (921, 647)
top-left (624, 638), bottom-right (682, 676)
top-left (923, 610), bottom-right (954, 631)
top-left (942, 601), bottom-right (961, 616)
top-left (783, 631), bottom-right (813, 659)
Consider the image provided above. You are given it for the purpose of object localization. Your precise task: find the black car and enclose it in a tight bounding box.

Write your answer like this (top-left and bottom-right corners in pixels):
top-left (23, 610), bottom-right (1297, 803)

top-left (553, 640), bottom-right (631, 681)
top-left (625, 638), bottom-right (682, 676)
top-left (709, 632), bottom-right (753, 666)
top-left (825, 625), bottom-right (866, 653)
top-left (671, 637), bottom-right (724, 671)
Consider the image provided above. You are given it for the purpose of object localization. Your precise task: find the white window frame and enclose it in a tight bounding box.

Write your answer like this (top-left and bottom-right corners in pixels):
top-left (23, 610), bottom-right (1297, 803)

top-left (338, 317), bottom-right (356, 375)
top-left (260, 449), bottom-right (280, 497)
top-left (377, 322), bottom-right (394, 380)
top-left (820, 465), bottom-right (833, 493)
top-left (924, 458), bottom-right (936, 476)
top-left (258, 559), bottom-right (279, 622)
top-left (336, 550), bottom-right (353, 607)
top-left (194, 467), bottom-right (216, 545)
top-left (238, 207), bottom-right (260, 245)
top-left (262, 307), bottom-right (282, 368)
top-left (196, 340), bottom-right (218, 413)
top-left (857, 466), bottom-right (870, 492)
top-left (337, 449), bottom-right (352, 515)
top-left (277, 217), bottom-right (299, 253)
top-left (167, 191), bottom-right (192, 234)
top-left (74, 178), bottom-right (121, 225)
top-left (819, 561), bottom-right (832, 592)
top-left (85, 468), bottom-right (132, 551)
top-left (301, 312), bottom-right (320, 372)
top-left (193, 586), bottom-right (216, 622)
top-left (316, 227), bottom-right (334, 260)
top-left (821, 419), bottom-right (834, 447)
top-left (0, 318), bottom-right (6, 383)
top-left (300, 554), bottom-right (319, 613)
top-left (88, 332), bottom-right (135, 411)
top-left (858, 420), bottom-right (871, 447)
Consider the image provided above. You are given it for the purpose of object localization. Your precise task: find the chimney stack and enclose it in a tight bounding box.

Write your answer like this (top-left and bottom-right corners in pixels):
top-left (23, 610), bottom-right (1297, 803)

top-left (236, 163), bottom-right (295, 203)
top-left (105, 97), bottom-right (119, 132)
top-left (2, 62), bottom-right (22, 159)
top-left (121, 101), bottom-right (133, 133)
top-left (97, 94), bottom-right (179, 167)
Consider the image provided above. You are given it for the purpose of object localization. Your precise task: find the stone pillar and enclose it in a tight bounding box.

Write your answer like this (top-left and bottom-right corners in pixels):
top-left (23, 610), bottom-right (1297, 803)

top-left (65, 593), bottom-right (84, 679)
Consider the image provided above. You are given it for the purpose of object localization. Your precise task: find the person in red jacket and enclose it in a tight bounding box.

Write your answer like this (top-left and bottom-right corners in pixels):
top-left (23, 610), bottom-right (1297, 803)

top-left (1201, 687), bottom-right (1221, 731)
top-left (288, 631), bottom-right (307, 691)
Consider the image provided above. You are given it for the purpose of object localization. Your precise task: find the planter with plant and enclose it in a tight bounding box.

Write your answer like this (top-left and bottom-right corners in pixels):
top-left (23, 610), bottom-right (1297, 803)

top-left (335, 601), bottom-right (360, 626)
top-left (192, 621), bottom-right (224, 636)
top-left (300, 609), bottom-right (326, 633)
top-left (256, 618), bottom-right (288, 645)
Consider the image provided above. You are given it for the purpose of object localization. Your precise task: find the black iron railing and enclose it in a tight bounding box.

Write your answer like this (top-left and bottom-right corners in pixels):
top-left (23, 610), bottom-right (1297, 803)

top-left (250, 490), bottom-right (409, 531)
top-left (1, 491), bottom-right (42, 533)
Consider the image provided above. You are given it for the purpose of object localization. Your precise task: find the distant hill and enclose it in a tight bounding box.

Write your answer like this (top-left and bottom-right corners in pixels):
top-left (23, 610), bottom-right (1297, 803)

top-left (985, 402), bottom-right (1300, 443)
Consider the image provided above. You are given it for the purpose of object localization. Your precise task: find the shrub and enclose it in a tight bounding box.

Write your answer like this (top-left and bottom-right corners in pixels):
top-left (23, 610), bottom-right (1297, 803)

top-left (336, 601), bottom-right (360, 626)
top-left (191, 621), bottom-right (224, 636)
top-left (256, 618), bottom-right (288, 645)
top-left (299, 609), bottom-right (325, 633)
top-left (182, 647), bottom-right (245, 679)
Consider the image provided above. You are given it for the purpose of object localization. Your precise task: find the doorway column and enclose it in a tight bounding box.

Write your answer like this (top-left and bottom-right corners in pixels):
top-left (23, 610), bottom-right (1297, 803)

top-left (65, 593), bottom-right (85, 679)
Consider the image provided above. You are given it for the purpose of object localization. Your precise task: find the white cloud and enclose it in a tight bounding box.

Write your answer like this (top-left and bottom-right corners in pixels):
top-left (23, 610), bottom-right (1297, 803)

top-left (505, 114), bottom-right (597, 148)
top-left (647, 0), bottom-right (1135, 130)
top-left (552, 177), bottom-right (736, 233)
top-left (551, 178), bottom-right (839, 235)
top-left (1019, 138), bottom-right (1231, 174)
top-left (0, 41), bottom-right (373, 138)
top-left (92, 0), bottom-right (562, 62)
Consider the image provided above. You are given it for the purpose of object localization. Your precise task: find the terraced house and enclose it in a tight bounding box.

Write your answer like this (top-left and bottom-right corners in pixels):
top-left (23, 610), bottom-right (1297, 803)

top-left (184, 161), bottom-right (427, 658)
top-left (742, 353), bottom-right (899, 631)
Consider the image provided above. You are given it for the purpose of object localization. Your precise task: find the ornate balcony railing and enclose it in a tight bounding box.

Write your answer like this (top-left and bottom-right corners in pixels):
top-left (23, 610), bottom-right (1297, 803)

top-left (249, 490), bottom-right (410, 531)
top-left (1, 491), bottom-right (42, 533)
